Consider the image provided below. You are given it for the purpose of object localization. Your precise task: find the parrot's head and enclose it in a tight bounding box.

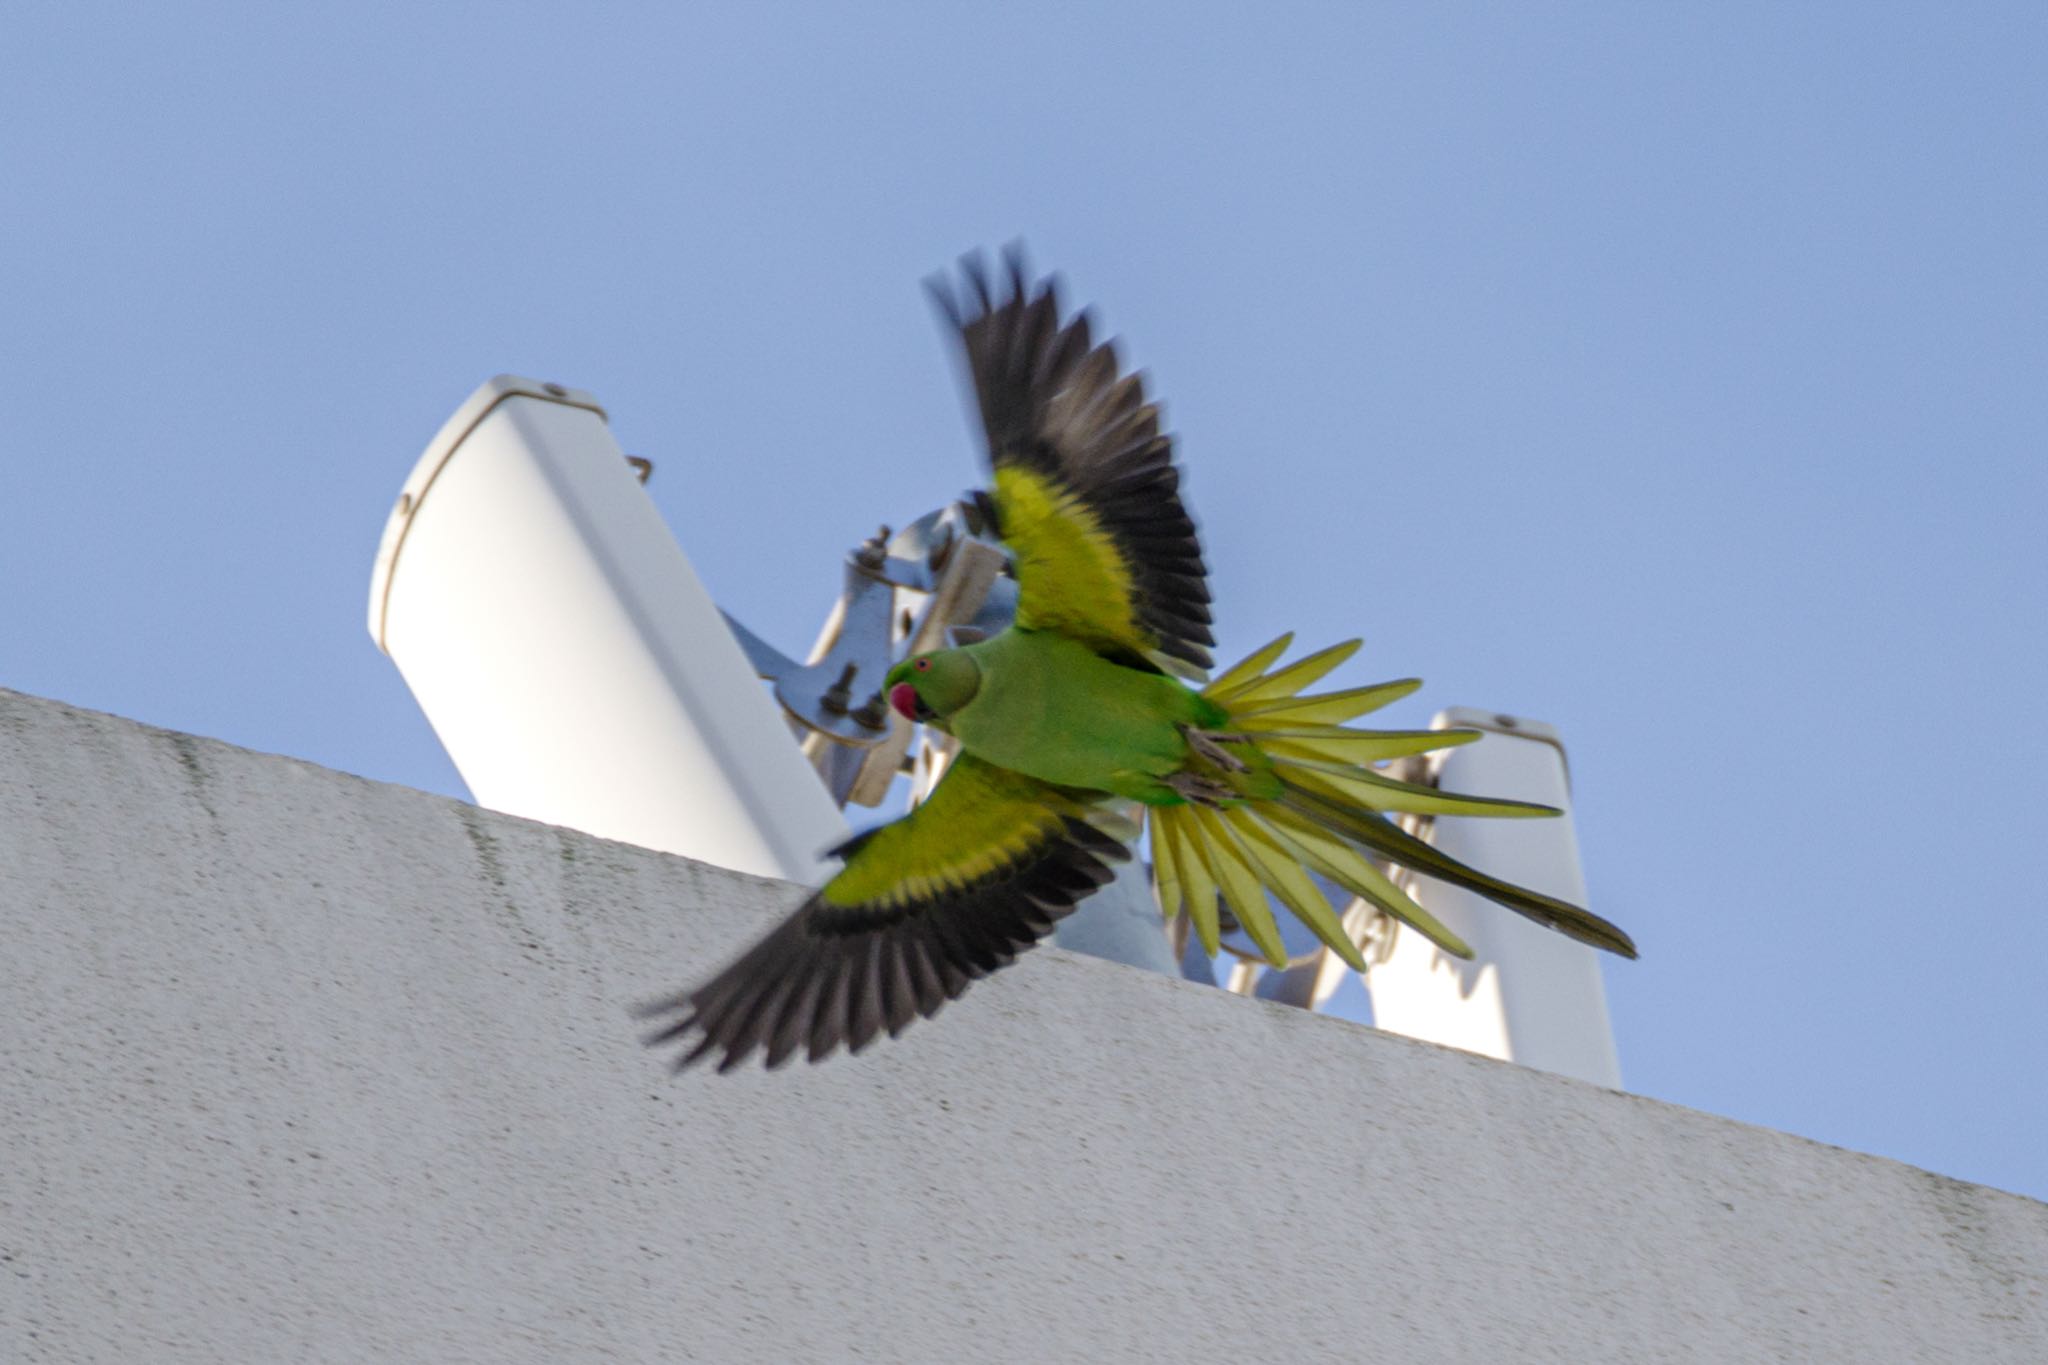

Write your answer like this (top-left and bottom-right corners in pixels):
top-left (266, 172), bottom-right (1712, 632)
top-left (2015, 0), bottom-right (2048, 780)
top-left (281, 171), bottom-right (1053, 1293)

top-left (884, 649), bottom-right (982, 726)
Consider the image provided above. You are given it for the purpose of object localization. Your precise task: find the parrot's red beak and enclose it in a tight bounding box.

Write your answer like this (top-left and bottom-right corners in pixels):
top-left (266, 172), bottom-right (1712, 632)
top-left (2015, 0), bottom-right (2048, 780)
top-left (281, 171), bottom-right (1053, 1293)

top-left (889, 682), bottom-right (920, 721)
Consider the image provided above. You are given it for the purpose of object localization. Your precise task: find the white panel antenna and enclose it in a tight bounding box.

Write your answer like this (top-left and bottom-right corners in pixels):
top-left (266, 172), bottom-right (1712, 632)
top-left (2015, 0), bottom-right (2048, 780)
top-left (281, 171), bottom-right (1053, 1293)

top-left (369, 376), bottom-right (848, 883)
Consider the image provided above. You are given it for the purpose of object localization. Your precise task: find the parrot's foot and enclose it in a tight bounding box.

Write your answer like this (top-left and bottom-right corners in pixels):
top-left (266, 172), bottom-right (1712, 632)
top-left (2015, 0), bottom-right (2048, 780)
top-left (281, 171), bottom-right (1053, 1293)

top-left (1180, 725), bottom-right (1251, 773)
top-left (1164, 771), bottom-right (1236, 806)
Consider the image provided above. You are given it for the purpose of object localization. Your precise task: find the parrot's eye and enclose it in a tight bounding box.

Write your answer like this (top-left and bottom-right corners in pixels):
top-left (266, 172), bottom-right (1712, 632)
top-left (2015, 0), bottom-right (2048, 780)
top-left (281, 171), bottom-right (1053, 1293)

top-left (914, 658), bottom-right (930, 672)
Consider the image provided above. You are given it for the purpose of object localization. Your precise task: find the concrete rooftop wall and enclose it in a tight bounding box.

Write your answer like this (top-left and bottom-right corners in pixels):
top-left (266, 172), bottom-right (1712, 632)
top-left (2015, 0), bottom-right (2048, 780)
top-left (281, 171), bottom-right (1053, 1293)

top-left (3, 686), bottom-right (2045, 1363)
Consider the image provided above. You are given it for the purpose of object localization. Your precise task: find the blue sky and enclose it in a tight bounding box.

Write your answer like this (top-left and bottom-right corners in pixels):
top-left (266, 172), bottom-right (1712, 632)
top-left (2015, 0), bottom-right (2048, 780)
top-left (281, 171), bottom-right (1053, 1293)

top-left (5, 5), bottom-right (2044, 1199)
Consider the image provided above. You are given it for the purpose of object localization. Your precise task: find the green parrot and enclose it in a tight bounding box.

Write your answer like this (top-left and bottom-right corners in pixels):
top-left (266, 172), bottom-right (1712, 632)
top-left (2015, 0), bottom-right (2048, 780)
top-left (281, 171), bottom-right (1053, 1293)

top-left (642, 252), bottom-right (1636, 1071)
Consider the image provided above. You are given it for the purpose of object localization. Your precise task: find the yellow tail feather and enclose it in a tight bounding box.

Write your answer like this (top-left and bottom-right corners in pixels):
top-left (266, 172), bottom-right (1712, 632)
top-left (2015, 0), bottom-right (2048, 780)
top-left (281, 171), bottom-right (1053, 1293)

top-left (1202, 632), bottom-right (1295, 697)
top-left (1230, 678), bottom-right (1423, 726)
top-left (1190, 805), bottom-right (1288, 964)
top-left (1215, 638), bottom-right (1362, 706)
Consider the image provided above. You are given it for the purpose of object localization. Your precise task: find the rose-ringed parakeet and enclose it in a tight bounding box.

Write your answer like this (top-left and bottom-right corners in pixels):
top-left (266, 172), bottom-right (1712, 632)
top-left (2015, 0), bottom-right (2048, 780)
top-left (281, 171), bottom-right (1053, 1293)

top-left (642, 252), bottom-right (1636, 1072)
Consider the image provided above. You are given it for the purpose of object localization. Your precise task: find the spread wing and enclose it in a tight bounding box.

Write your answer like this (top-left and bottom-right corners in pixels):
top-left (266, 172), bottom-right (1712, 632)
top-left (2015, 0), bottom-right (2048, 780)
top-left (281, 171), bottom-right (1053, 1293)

top-left (639, 754), bottom-right (1129, 1072)
top-left (929, 250), bottom-right (1215, 679)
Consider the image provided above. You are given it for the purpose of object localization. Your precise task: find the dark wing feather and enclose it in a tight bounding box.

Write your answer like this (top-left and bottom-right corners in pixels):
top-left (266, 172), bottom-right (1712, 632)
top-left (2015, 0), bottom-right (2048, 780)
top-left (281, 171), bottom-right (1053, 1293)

top-left (928, 248), bottom-right (1215, 678)
top-left (638, 754), bottom-right (1129, 1072)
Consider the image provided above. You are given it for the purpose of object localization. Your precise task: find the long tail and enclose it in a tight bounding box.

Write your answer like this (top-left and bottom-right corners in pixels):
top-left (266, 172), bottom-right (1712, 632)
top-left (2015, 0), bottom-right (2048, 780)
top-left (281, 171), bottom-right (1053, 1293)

top-left (1148, 634), bottom-right (1639, 970)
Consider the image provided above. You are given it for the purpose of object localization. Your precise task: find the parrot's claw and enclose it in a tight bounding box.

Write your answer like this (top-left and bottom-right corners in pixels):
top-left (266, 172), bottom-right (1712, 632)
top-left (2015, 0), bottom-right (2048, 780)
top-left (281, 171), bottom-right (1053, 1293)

top-left (1165, 771), bottom-right (1236, 806)
top-left (1179, 725), bottom-right (1251, 773)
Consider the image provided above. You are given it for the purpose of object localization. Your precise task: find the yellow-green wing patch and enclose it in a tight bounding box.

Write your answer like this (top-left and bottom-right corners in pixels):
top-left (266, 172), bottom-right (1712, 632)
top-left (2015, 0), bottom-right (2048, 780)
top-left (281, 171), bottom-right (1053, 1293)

top-left (822, 756), bottom-right (1075, 908)
top-left (994, 465), bottom-right (1151, 661)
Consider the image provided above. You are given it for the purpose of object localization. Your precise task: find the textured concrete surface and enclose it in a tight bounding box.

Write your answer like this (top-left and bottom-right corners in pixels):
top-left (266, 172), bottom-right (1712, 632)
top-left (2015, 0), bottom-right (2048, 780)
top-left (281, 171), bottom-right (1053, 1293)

top-left (3, 686), bottom-right (2045, 1363)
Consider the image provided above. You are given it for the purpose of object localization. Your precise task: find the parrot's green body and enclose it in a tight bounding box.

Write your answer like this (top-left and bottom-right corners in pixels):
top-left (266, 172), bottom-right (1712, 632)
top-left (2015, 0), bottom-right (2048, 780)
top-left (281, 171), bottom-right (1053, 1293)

top-left (643, 251), bottom-right (1637, 1073)
top-left (939, 629), bottom-right (1225, 803)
